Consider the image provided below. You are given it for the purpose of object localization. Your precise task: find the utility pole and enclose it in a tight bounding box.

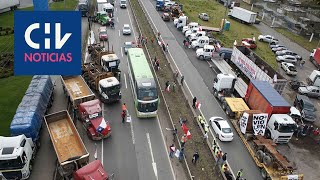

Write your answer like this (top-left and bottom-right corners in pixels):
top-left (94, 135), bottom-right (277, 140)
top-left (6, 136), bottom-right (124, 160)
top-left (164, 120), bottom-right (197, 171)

top-left (220, 0), bottom-right (230, 35)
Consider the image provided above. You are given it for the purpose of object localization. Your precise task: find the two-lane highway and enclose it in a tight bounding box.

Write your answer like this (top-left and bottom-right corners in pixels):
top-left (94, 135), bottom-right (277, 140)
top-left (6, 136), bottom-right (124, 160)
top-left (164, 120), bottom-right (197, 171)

top-left (140, 0), bottom-right (263, 179)
top-left (91, 3), bottom-right (175, 180)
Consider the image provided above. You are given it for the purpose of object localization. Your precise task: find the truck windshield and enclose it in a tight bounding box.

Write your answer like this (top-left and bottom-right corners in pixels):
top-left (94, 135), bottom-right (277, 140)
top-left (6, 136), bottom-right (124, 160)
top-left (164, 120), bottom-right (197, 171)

top-left (278, 124), bottom-right (296, 133)
top-left (79, 4), bottom-right (87, 10)
top-left (88, 111), bottom-right (102, 120)
top-left (121, 0), bottom-right (126, 3)
top-left (106, 8), bottom-right (113, 13)
top-left (0, 157), bottom-right (24, 170)
top-left (106, 84), bottom-right (121, 95)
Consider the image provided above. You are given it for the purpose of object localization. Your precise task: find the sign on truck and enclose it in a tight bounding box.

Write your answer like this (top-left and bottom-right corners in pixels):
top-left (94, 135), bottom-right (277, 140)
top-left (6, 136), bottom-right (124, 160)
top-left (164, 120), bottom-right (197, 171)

top-left (44, 110), bottom-right (90, 178)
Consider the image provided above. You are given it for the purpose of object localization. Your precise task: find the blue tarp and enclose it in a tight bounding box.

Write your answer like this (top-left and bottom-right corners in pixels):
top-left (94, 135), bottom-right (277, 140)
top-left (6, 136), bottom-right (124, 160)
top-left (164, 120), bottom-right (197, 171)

top-left (10, 76), bottom-right (53, 142)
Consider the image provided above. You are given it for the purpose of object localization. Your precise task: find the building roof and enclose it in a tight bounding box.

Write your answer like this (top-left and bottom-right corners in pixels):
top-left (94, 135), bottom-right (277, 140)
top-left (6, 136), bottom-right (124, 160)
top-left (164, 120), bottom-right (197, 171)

top-left (250, 80), bottom-right (290, 107)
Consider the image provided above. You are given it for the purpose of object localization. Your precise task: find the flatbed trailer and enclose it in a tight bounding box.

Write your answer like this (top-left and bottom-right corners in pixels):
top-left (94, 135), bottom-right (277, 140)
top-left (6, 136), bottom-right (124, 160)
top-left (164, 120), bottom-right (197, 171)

top-left (61, 76), bottom-right (96, 109)
top-left (231, 119), bottom-right (304, 180)
top-left (200, 26), bottom-right (220, 33)
top-left (221, 97), bottom-right (250, 119)
top-left (44, 110), bottom-right (90, 177)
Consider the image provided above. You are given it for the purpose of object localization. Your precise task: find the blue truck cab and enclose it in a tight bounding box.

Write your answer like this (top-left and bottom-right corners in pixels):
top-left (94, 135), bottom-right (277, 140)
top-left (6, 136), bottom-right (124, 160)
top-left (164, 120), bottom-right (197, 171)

top-left (156, 0), bottom-right (164, 11)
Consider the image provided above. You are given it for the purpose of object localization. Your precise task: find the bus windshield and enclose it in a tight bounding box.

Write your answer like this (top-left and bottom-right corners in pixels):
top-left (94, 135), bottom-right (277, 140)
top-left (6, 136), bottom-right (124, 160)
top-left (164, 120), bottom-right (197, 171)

top-left (137, 100), bottom-right (158, 113)
top-left (137, 87), bottom-right (158, 101)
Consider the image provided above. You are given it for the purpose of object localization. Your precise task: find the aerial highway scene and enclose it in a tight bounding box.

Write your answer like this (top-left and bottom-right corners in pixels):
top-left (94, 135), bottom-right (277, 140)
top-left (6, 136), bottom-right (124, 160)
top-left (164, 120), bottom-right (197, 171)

top-left (0, 0), bottom-right (320, 180)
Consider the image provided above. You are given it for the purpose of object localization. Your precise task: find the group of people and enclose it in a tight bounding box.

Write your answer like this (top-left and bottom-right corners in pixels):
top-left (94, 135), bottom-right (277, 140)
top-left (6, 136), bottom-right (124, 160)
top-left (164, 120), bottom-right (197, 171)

top-left (212, 140), bottom-right (244, 180)
top-left (295, 122), bottom-right (320, 143)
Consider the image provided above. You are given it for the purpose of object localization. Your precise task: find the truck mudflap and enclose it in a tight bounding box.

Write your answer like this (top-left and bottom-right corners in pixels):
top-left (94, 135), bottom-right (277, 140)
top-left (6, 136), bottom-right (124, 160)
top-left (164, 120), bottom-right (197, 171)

top-left (230, 120), bottom-right (304, 180)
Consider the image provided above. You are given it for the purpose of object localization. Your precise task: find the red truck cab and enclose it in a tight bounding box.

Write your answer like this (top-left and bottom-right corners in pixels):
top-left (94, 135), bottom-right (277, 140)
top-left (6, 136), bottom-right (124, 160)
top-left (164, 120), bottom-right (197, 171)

top-left (242, 38), bottom-right (257, 49)
top-left (79, 99), bottom-right (111, 140)
top-left (73, 160), bottom-right (109, 180)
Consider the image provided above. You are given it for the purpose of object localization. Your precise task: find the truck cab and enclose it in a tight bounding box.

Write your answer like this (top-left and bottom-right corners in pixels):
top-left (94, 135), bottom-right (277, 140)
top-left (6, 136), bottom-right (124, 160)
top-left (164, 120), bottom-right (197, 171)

top-left (101, 54), bottom-right (120, 77)
top-left (189, 31), bottom-right (206, 42)
top-left (103, 3), bottom-right (114, 17)
top-left (307, 70), bottom-right (320, 87)
top-left (120, 0), bottom-right (127, 8)
top-left (196, 44), bottom-right (215, 60)
top-left (78, 0), bottom-right (88, 17)
top-left (266, 114), bottom-right (296, 143)
top-left (185, 27), bottom-right (200, 38)
top-left (191, 36), bottom-right (210, 49)
top-left (182, 22), bottom-right (199, 34)
top-left (79, 100), bottom-right (111, 140)
top-left (73, 160), bottom-right (109, 180)
top-left (95, 11), bottom-right (110, 26)
top-left (156, 0), bottom-right (164, 11)
top-left (0, 135), bottom-right (35, 180)
top-left (99, 77), bottom-right (121, 102)
top-left (176, 16), bottom-right (188, 30)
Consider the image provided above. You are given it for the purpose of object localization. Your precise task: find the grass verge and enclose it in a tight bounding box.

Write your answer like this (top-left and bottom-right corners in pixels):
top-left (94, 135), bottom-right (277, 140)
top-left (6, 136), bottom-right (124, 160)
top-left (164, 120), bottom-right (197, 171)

top-left (176, 0), bottom-right (278, 68)
top-left (0, 76), bottom-right (32, 136)
top-left (130, 0), bottom-right (223, 179)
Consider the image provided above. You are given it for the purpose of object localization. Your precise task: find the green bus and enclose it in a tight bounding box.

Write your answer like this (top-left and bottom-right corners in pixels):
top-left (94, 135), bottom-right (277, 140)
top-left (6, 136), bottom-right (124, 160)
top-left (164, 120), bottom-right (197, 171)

top-left (127, 48), bottom-right (159, 118)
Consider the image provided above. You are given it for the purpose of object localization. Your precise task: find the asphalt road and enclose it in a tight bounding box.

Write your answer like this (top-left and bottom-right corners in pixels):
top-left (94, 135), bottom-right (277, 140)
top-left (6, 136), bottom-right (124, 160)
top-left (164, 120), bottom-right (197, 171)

top-left (90, 3), bottom-right (175, 180)
top-left (140, 0), bottom-right (263, 179)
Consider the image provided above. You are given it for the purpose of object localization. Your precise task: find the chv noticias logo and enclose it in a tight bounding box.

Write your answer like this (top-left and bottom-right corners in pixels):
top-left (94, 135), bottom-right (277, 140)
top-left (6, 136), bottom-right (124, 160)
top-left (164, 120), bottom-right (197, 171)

top-left (14, 11), bottom-right (81, 75)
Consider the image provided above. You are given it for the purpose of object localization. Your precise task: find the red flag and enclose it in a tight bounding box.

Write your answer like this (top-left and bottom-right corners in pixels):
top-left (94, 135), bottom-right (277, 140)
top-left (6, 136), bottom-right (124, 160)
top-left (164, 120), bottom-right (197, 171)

top-left (196, 101), bottom-right (201, 109)
top-left (182, 123), bottom-right (189, 135)
top-left (186, 130), bottom-right (192, 140)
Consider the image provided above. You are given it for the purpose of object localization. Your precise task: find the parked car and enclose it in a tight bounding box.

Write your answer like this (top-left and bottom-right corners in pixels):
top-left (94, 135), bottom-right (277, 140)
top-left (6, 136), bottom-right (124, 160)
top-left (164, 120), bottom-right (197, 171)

top-left (162, 13), bottom-right (171, 21)
top-left (123, 41), bottom-right (133, 54)
top-left (270, 44), bottom-right (285, 49)
top-left (276, 55), bottom-right (297, 64)
top-left (269, 41), bottom-right (279, 47)
top-left (294, 94), bottom-right (317, 122)
top-left (209, 117), bottom-right (233, 141)
top-left (298, 86), bottom-right (320, 99)
top-left (122, 24), bottom-right (131, 35)
top-left (276, 50), bottom-right (302, 60)
top-left (98, 27), bottom-right (108, 41)
top-left (258, 35), bottom-right (279, 43)
top-left (272, 46), bottom-right (288, 53)
top-left (242, 38), bottom-right (257, 49)
top-left (218, 48), bottom-right (233, 60)
top-left (281, 62), bottom-right (298, 76)
top-left (199, 13), bottom-right (209, 21)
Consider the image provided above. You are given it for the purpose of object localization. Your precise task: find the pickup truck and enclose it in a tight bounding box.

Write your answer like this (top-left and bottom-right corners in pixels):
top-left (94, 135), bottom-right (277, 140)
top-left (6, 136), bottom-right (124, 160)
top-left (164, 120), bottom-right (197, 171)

top-left (44, 110), bottom-right (90, 178)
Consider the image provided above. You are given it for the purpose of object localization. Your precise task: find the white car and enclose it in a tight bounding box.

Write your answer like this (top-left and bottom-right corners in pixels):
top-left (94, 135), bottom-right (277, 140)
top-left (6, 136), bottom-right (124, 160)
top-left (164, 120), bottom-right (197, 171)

top-left (276, 50), bottom-right (302, 60)
top-left (276, 55), bottom-right (297, 64)
top-left (122, 24), bottom-right (131, 35)
top-left (258, 35), bottom-right (279, 43)
top-left (270, 44), bottom-right (285, 49)
top-left (272, 46), bottom-right (287, 53)
top-left (280, 62), bottom-right (298, 76)
top-left (209, 117), bottom-right (233, 142)
top-left (199, 13), bottom-right (209, 21)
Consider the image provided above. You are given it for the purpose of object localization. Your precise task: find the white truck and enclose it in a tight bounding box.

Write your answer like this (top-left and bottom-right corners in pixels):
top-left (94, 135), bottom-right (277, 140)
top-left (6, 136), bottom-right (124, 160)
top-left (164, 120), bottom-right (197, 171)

top-left (185, 27), bottom-right (200, 38)
top-left (97, 0), bottom-right (108, 12)
top-left (228, 7), bottom-right (257, 24)
top-left (189, 31), bottom-right (206, 42)
top-left (196, 45), bottom-right (215, 60)
top-left (0, 0), bottom-right (19, 13)
top-left (0, 135), bottom-right (34, 180)
top-left (191, 36), bottom-right (210, 49)
top-left (120, 0), bottom-right (127, 8)
top-left (307, 70), bottom-right (320, 87)
top-left (176, 16), bottom-right (188, 30)
top-left (182, 22), bottom-right (199, 34)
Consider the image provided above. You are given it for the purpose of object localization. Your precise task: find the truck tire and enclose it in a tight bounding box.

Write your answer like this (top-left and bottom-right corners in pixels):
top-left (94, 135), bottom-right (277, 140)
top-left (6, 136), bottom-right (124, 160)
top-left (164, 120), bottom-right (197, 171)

top-left (263, 154), bottom-right (272, 167)
top-left (225, 107), bottom-right (231, 116)
top-left (213, 89), bottom-right (218, 97)
top-left (256, 150), bottom-right (264, 163)
top-left (199, 55), bottom-right (204, 60)
top-left (265, 129), bottom-right (271, 139)
top-left (222, 102), bottom-right (227, 110)
top-left (261, 168), bottom-right (270, 180)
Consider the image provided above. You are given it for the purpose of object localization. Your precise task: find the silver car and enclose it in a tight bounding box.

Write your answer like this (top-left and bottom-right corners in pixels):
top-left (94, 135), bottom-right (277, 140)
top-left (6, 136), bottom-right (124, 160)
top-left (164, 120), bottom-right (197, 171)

top-left (122, 24), bottom-right (131, 35)
top-left (281, 62), bottom-right (298, 76)
top-left (276, 55), bottom-right (297, 63)
top-left (298, 86), bottom-right (320, 99)
top-left (276, 50), bottom-right (302, 60)
top-left (199, 13), bottom-right (209, 21)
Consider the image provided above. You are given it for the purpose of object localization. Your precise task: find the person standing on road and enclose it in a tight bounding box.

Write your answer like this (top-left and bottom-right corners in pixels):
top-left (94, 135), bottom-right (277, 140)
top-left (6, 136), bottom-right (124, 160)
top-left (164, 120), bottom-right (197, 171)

top-left (179, 147), bottom-right (184, 161)
top-left (121, 110), bottom-right (126, 123)
top-left (236, 169), bottom-right (244, 180)
top-left (203, 132), bottom-right (208, 143)
top-left (169, 144), bottom-right (175, 158)
top-left (222, 152), bottom-right (227, 163)
top-left (192, 97), bottom-right (197, 108)
top-left (183, 39), bottom-right (186, 47)
top-left (192, 152), bottom-right (200, 165)
top-left (180, 75), bottom-right (185, 86)
top-left (181, 134), bottom-right (187, 147)
top-left (300, 59), bottom-right (306, 69)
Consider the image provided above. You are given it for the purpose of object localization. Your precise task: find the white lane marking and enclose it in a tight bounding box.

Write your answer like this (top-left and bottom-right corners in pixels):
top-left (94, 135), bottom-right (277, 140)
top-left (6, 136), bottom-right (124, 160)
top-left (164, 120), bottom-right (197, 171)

top-left (126, 7), bottom-right (137, 41)
top-left (130, 113), bottom-right (135, 144)
top-left (117, 17), bottom-right (119, 23)
top-left (102, 105), bottom-right (105, 166)
top-left (115, 7), bottom-right (117, 12)
top-left (121, 47), bottom-right (124, 57)
top-left (146, 133), bottom-right (158, 179)
top-left (118, 30), bottom-right (121, 37)
top-left (124, 73), bottom-right (128, 89)
top-left (139, 0), bottom-right (235, 178)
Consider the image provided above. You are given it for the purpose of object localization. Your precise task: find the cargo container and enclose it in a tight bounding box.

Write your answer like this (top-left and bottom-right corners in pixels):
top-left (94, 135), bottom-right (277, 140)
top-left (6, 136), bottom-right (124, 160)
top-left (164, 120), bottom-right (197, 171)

top-left (309, 48), bottom-right (320, 69)
top-left (245, 80), bottom-right (291, 116)
top-left (228, 7), bottom-right (257, 24)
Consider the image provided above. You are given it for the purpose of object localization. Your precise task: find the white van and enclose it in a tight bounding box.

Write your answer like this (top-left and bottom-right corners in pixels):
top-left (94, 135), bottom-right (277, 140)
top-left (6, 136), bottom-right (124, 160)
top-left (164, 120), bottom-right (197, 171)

top-left (120, 0), bottom-right (127, 8)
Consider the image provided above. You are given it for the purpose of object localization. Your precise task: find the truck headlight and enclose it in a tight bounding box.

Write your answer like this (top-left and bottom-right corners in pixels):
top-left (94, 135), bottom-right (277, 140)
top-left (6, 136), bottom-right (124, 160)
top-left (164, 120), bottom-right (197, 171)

top-left (102, 93), bottom-right (109, 99)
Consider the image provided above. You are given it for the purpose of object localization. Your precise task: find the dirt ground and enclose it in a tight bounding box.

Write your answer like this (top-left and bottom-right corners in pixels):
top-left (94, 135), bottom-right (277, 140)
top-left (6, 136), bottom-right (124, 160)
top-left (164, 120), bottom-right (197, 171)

top-left (130, 0), bottom-right (223, 179)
